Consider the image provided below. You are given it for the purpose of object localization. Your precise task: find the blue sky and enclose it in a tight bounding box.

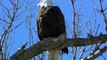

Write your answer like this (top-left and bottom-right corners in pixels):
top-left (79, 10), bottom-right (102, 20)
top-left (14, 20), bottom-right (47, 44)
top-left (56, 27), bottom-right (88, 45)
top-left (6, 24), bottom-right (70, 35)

top-left (0, 0), bottom-right (107, 60)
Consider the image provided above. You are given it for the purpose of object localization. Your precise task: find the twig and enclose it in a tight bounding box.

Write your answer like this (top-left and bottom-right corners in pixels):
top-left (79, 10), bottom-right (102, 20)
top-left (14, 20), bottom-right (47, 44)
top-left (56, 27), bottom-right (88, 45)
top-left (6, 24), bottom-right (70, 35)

top-left (98, 0), bottom-right (107, 32)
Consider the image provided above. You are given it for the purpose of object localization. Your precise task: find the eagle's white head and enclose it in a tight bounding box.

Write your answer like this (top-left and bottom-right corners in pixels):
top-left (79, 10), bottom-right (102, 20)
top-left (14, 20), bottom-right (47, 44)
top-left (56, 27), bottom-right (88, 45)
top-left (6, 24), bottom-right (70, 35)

top-left (37, 0), bottom-right (54, 8)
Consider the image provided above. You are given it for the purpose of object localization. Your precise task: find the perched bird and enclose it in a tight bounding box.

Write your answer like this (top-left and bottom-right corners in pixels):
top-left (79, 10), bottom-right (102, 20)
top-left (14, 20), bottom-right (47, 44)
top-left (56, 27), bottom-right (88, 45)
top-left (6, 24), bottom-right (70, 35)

top-left (37, 0), bottom-right (68, 60)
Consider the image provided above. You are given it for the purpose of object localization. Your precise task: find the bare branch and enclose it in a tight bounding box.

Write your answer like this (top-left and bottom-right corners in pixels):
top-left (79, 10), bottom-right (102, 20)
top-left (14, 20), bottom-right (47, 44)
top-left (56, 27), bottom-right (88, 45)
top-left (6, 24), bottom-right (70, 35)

top-left (71, 0), bottom-right (78, 60)
top-left (85, 46), bottom-right (107, 60)
top-left (10, 33), bottom-right (107, 60)
top-left (98, 0), bottom-right (107, 32)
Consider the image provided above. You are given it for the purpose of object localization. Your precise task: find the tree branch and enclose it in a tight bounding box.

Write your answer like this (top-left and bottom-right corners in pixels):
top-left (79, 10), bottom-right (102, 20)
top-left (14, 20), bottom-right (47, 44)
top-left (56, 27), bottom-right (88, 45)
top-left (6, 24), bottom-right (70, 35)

top-left (85, 46), bottom-right (107, 60)
top-left (10, 33), bottom-right (107, 60)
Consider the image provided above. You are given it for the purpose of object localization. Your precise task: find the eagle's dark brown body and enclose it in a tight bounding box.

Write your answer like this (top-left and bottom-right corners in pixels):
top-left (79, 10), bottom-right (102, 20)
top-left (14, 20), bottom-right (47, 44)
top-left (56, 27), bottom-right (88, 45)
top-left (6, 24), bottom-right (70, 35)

top-left (37, 6), bottom-right (68, 54)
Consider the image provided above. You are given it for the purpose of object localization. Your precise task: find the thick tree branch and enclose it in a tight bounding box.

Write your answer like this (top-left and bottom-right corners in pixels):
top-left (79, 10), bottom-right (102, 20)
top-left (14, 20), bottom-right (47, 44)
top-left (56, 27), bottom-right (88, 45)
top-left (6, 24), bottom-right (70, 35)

top-left (10, 33), bottom-right (107, 60)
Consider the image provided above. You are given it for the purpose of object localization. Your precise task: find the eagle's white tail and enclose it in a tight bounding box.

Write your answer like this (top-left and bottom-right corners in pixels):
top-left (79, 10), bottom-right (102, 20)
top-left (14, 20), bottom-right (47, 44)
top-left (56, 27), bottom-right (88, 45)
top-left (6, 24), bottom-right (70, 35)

top-left (48, 50), bottom-right (60, 60)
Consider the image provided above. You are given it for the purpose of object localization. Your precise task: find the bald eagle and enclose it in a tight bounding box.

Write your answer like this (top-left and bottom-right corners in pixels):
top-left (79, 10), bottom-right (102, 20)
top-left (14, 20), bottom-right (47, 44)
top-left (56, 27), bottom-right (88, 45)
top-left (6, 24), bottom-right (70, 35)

top-left (37, 0), bottom-right (68, 60)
